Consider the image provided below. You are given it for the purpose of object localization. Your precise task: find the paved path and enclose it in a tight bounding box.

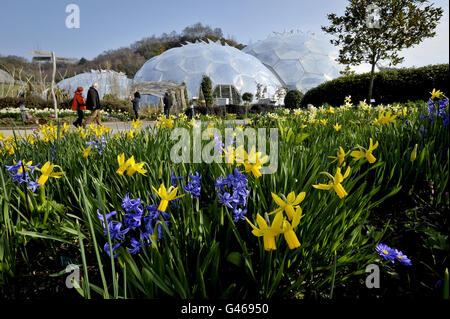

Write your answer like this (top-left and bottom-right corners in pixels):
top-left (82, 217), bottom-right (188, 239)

top-left (0, 119), bottom-right (250, 137)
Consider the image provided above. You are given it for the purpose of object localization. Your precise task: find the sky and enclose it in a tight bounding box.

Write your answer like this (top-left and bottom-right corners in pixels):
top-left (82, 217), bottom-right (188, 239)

top-left (0, 0), bottom-right (448, 73)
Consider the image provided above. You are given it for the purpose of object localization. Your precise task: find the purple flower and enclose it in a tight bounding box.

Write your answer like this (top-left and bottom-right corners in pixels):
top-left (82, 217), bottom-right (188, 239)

top-left (97, 210), bottom-right (117, 228)
top-left (218, 192), bottom-right (234, 209)
top-left (124, 211), bottom-right (143, 229)
top-left (108, 222), bottom-right (129, 241)
top-left (171, 170), bottom-right (183, 187)
top-left (232, 207), bottom-right (247, 222)
top-left (183, 172), bottom-right (202, 198)
top-left (214, 135), bottom-right (225, 152)
top-left (128, 237), bottom-right (142, 254)
top-left (375, 243), bottom-right (396, 263)
top-left (5, 161), bottom-right (22, 173)
top-left (27, 179), bottom-right (40, 192)
top-left (393, 249), bottom-right (412, 266)
top-left (121, 193), bottom-right (144, 214)
top-left (104, 242), bottom-right (121, 258)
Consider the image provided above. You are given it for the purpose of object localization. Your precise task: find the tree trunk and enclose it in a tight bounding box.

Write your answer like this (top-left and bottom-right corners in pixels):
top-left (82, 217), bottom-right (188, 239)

top-left (367, 61), bottom-right (376, 104)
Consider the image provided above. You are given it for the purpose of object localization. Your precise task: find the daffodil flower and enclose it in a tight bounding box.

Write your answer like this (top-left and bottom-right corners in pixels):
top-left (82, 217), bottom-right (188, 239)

top-left (430, 88), bottom-right (443, 100)
top-left (350, 138), bottom-right (379, 164)
top-left (329, 147), bottom-right (349, 166)
top-left (313, 166), bottom-right (351, 199)
top-left (116, 153), bottom-right (134, 176)
top-left (125, 157), bottom-right (147, 176)
top-left (333, 123), bottom-right (341, 131)
top-left (36, 161), bottom-right (65, 185)
top-left (280, 206), bottom-right (304, 249)
top-left (81, 144), bottom-right (93, 158)
top-left (131, 119), bottom-right (143, 130)
top-left (152, 183), bottom-right (184, 212)
top-left (374, 110), bottom-right (397, 125)
top-left (246, 212), bottom-right (284, 251)
top-left (241, 147), bottom-right (269, 179)
top-left (270, 191), bottom-right (305, 220)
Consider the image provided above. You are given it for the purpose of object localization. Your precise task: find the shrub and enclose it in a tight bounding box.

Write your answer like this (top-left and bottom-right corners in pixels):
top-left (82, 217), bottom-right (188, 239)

top-left (201, 75), bottom-right (214, 107)
top-left (301, 64), bottom-right (449, 107)
top-left (284, 90), bottom-right (304, 109)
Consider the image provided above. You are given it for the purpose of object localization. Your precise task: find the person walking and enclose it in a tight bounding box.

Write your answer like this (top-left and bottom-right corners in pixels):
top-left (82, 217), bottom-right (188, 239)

top-left (131, 91), bottom-right (141, 120)
top-left (163, 92), bottom-right (172, 117)
top-left (85, 83), bottom-right (102, 125)
top-left (72, 86), bottom-right (86, 128)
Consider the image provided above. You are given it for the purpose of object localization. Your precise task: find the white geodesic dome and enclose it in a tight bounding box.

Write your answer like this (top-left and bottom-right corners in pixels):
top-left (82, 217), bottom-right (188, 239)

top-left (243, 30), bottom-right (343, 93)
top-left (56, 70), bottom-right (132, 99)
top-left (133, 41), bottom-right (282, 100)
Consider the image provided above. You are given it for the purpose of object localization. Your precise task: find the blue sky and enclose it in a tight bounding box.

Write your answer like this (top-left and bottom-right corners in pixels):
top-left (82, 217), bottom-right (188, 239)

top-left (0, 0), bottom-right (448, 73)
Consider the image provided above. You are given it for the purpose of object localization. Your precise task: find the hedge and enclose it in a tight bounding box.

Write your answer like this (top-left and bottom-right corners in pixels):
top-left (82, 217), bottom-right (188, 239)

top-left (300, 64), bottom-right (449, 107)
top-left (0, 96), bottom-right (131, 114)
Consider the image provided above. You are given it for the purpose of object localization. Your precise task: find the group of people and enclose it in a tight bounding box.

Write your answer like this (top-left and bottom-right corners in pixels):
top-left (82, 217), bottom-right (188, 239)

top-left (71, 83), bottom-right (103, 128)
top-left (71, 83), bottom-right (174, 128)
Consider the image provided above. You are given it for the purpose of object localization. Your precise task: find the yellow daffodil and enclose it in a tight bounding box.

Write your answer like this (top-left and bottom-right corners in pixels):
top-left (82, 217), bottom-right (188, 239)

top-left (116, 153), bottom-right (134, 176)
top-left (246, 212), bottom-right (284, 251)
top-left (410, 144), bottom-right (418, 162)
top-left (328, 106), bottom-right (335, 114)
top-left (240, 146), bottom-right (269, 179)
top-left (223, 145), bottom-right (244, 164)
top-left (270, 191), bottom-right (305, 220)
top-left (350, 138), bottom-right (379, 164)
top-left (125, 156), bottom-right (147, 176)
top-left (126, 129), bottom-right (135, 139)
top-left (313, 166), bottom-right (351, 199)
top-left (0, 132), bottom-right (5, 141)
top-left (374, 110), bottom-right (397, 125)
top-left (329, 147), bottom-right (349, 166)
top-left (152, 183), bottom-right (184, 212)
top-left (77, 126), bottom-right (88, 139)
top-left (280, 206), bottom-right (304, 249)
top-left (81, 144), bottom-right (93, 158)
top-left (430, 88), bottom-right (443, 100)
top-left (36, 161), bottom-right (65, 185)
top-left (333, 123), bottom-right (341, 131)
top-left (320, 119), bottom-right (328, 126)
top-left (131, 119), bottom-right (143, 130)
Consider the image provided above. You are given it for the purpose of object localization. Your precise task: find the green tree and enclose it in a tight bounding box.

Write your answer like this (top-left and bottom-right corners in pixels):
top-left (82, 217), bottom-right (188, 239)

top-left (284, 90), bottom-right (304, 109)
top-left (201, 75), bottom-right (214, 107)
top-left (322, 0), bottom-right (443, 102)
top-left (242, 92), bottom-right (254, 104)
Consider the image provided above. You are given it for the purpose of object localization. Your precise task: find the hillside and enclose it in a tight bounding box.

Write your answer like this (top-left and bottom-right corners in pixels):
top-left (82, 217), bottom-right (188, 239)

top-left (0, 22), bottom-right (245, 84)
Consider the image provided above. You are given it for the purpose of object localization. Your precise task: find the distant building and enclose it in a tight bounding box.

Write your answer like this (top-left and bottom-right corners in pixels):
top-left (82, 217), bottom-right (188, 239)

top-left (56, 69), bottom-right (132, 99)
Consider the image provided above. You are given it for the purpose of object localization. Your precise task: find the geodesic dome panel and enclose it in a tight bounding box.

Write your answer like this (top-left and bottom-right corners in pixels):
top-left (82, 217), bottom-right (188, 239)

top-left (56, 70), bottom-right (132, 99)
top-left (133, 41), bottom-right (282, 99)
top-left (243, 30), bottom-right (343, 92)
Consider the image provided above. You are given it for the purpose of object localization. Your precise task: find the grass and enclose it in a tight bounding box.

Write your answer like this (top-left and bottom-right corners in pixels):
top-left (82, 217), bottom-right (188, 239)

top-left (0, 97), bottom-right (448, 299)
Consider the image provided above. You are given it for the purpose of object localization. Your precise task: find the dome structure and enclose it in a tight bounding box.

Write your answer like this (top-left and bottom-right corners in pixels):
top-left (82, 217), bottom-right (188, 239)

top-left (0, 69), bottom-right (15, 84)
top-left (243, 30), bottom-right (343, 93)
top-left (133, 41), bottom-right (282, 99)
top-left (57, 70), bottom-right (132, 99)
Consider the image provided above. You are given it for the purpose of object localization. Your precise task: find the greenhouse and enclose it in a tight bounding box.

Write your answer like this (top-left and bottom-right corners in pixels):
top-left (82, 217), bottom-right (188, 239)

top-left (243, 30), bottom-right (343, 93)
top-left (56, 69), bottom-right (132, 99)
top-left (133, 41), bottom-right (282, 100)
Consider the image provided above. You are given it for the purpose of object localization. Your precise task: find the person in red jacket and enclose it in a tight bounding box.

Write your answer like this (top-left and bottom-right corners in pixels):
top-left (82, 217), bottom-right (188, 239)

top-left (72, 86), bottom-right (87, 127)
